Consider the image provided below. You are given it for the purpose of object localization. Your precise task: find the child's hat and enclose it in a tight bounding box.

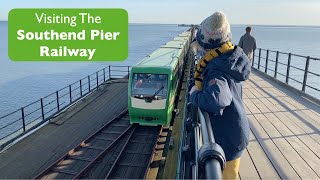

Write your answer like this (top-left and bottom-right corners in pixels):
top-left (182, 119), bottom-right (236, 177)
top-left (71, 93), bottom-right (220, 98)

top-left (196, 11), bottom-right (232, 49)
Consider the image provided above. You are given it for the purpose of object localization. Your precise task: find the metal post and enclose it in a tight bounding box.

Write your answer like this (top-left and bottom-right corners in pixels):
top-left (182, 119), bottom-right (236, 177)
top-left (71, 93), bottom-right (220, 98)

top-left (56, 91), bottom-right (60, 111)
top-left (80, 80), bottom-right (83, 96)
top-left (69, 85), bottom-right (72, 103)
top-left (302, 56), bottom-right (310, 92)
top-left (258, 48), bottom-right (261, 70)
top-left (88, 76), bottom-right (91, 92)
top-left (96, 72), bottom-right (99, 87)
top-left (274, 51), bottom-right (279, 78)
top-left (103, 68), bottom-right (106, 82)
top-left (40, 98), bottom-right (45, 121)
top-left (265, 50), bottom-right (269, 73)
top-left (21, 107), bottom-right (26, 132)
top-left (108, 66), bottom-right (111, 79)
top-left (285, 53), bottom-right (292, 84)
top-left (193, 125), bottom-right (200, 179)
top-left (127, 66), bottom-right (130, 79)
top-left (252, 51), bottom-right (255, 67)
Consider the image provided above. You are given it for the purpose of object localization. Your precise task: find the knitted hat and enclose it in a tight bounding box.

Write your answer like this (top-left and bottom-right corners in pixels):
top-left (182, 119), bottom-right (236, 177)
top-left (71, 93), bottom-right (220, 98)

top-left (196, 11), bottom-right (232, 49)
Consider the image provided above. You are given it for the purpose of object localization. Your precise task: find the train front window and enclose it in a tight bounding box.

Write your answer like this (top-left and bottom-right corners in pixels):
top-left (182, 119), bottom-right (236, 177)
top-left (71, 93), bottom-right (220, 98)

top-left (132, 73), bottom-right (168, 100)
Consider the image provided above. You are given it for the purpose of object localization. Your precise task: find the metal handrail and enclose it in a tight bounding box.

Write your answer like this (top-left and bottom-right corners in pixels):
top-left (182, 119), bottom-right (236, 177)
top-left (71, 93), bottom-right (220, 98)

top-left (198, 109), bottom-right (214, 143)
top-left (258, 48), bottom-right (320, 61)
top-left (197, 108), bottom-right (224, 179)
top-left (0, 65), bottom-right (131, 151)
top-left (177, 39), bottom-right (225, 179)
top-left (253, 48), bottom-right (320, 97)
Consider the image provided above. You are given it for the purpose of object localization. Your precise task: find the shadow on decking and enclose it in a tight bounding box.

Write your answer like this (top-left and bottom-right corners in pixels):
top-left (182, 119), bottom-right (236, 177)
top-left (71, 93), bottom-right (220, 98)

top-left (249, 79), bottom-right (320, 135)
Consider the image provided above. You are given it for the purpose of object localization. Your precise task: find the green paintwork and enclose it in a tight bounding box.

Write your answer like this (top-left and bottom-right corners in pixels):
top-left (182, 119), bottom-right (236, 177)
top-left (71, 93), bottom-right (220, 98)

top-left (128, 31), bottom-right (192, 126)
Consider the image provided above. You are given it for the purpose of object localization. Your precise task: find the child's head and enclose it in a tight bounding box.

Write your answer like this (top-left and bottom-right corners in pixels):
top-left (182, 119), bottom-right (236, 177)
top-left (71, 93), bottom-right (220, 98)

top-left (196, 11), bottom-right (232, 50)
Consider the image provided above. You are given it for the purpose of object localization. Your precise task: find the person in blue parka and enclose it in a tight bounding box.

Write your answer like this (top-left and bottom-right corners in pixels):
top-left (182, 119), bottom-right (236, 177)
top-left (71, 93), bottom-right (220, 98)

top-left (189, 11), bottom-right (251, 180)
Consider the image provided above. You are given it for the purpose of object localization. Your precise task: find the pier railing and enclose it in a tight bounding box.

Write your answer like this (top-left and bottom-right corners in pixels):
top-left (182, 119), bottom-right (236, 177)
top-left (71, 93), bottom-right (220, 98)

top-left (177, 51), bottom-right (225, 179)
top-left (0, 65), bottom-right (131, 151)
top-left (252, 48), bottom-right (320, 99)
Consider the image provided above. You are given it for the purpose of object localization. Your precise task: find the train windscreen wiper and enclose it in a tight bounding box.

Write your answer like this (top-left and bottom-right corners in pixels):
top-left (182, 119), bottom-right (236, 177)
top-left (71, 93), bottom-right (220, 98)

top-left (145, 86), bottom-right (164, 103)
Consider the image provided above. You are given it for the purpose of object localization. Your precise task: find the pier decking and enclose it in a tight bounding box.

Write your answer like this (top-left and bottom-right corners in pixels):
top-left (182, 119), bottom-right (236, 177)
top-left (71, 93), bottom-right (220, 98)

top-left (240, 70), bottom-right (320, 179)
top-left (0, 79), bottom-right (128, 179)
top-left (0, 68), bottom-right (319, 179)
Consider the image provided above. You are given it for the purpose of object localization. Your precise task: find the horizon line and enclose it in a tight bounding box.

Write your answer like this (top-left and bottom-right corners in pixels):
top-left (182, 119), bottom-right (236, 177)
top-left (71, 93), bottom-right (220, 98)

top-left (0, 21), bottom-right (319, 27)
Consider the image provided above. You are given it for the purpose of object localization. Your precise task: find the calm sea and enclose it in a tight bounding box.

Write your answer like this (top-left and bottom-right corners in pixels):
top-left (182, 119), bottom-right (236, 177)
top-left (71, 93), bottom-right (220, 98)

top-left (0, 22), bottom-right (320, 117)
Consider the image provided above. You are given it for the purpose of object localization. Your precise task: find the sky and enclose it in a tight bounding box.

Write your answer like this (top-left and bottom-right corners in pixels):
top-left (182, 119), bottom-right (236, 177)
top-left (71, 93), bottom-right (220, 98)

top-left (1, 0), bottom-right (320, 26)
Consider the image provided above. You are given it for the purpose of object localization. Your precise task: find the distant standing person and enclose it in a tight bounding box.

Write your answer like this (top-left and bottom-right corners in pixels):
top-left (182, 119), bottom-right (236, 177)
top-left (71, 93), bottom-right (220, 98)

top-left (239, 26), bottom-right (257, 61)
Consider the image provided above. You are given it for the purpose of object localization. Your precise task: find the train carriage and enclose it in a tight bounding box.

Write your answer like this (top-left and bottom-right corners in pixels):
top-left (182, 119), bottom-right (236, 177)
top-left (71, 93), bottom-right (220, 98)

top-left (174, 34), bottom-right (191, 41)
top-left (128, 31), bottom-right (191, 126)
top-left (178, 31), bottom-right (193, 42)
top-left (161, 41), bottom-right (188, 59)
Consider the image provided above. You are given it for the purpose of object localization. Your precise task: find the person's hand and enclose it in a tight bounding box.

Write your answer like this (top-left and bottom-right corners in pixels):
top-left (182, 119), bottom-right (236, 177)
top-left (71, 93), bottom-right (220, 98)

top-left (189, 85), bottom-right (198, 95)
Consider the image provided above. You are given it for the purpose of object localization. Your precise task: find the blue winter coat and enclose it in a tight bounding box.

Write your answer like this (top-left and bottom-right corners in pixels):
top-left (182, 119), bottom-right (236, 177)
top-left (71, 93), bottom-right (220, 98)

top-left (190, 46), bottom-right (251, 161)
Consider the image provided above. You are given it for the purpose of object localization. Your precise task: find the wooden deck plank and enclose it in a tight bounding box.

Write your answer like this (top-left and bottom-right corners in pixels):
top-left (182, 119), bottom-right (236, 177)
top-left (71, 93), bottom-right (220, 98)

top-left (261, 96), bottom-right (320, 145)
top-left (248, 85), bottom-right (269, 99)
top-left (263, 113), bottom-right (320, 177)
top-left (277, 94), bottom-right (320, 121)
top-left (242, 91), bottom-right (248, 99)
top-left (301, 109), bottom-right (320, 122)
top-left (258, 97), bottom-right (280, 112)
top-left (247, 87), bottom-right (265, 98)
top-left (243, 98), bottom-right (260, 114)
top-left (254, 112), bottom-right (317, 179)
top-left (243, 87), bottom-right (256, 99)
top-left (282, 112), bottom-right (320, 144)
top-left (250, 78), bottom-right (320, 128)
top-left (264, 97), bottom-right (287, 111)
top-left (245, 76), bottom-right (320, 179)
top-left (276, 96), bottom-right (320, 129)
top-left (243, 86), bottom-right (300, 179)
top-left (246, 80), bottom-right (320, 155)
top-left (238, 147), bottom-right (261, 180)
top-left (246, 114), bottom-right (300, 179)
top-left (250, 98), bottom-right (271, 113)
top-left (253, 91), bottom-right (320, 152)
top-left (247, 75), bottom-right (320, 145)
top-left (273, 112), bottom-right (320, 146)
top-left (246, 131), bottom-right (279, 179)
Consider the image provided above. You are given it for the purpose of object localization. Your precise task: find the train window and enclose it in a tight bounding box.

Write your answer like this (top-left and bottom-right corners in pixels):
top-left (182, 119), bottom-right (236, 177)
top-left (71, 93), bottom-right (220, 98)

top-left (132, 73), bottom-right (168, 100)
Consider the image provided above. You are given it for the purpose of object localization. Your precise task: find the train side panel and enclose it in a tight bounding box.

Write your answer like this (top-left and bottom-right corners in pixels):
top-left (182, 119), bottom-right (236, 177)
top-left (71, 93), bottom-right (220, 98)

top-left (128, 31), bottom-right (191, 126)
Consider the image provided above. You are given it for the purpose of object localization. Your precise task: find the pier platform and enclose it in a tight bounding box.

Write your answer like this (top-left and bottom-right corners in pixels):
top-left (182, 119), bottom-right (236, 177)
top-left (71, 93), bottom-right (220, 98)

top-left (240, 69), bottom-right (320, 179)
top-left (0, 79), bottom-right (128, 179)
top-left (0, 69), bottom-right (319, 179)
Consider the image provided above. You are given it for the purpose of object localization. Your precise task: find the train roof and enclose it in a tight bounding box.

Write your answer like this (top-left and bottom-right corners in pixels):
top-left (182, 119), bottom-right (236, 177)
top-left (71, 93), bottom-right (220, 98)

top-left (179, 31), bottom-right (192, 37)
top-left (133, 47), bottom-right (183, 71)
top-left (131, 31), bottom-right (191, 73)
top-left (174, 36), bottom-right (189, 41)
top-left (173, 36), bottom-right (190, 44)
top-left (161, 40), bottom-right (187, 49)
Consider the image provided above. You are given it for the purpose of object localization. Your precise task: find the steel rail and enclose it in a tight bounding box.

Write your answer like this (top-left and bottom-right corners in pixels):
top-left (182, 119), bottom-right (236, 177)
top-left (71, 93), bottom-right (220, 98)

top-left (73, 125), bottom-right (134, 179)
top-left (104, 126), bottom-right (137, 179)
top-left (34, 109), bottom-right (129, 179)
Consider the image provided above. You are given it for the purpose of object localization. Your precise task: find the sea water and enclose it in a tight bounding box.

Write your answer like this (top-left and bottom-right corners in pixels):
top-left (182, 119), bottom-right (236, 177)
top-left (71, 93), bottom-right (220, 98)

top-left (0, 22), bottom-right (320, 117)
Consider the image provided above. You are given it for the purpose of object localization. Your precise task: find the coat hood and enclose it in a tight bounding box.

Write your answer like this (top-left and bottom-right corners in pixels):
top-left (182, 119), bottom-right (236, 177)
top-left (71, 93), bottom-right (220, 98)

top-left (202, 46), bottom-right (251, 81)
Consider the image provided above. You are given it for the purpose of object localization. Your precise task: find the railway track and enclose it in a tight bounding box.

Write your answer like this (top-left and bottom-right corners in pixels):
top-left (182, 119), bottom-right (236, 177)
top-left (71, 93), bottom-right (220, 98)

top-left (35, 109), bottom-right (161, 179)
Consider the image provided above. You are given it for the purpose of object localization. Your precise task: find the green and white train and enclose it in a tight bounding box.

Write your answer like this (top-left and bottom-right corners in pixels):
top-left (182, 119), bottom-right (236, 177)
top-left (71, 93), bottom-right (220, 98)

top-left (128, 31), bottom-right (192, 126)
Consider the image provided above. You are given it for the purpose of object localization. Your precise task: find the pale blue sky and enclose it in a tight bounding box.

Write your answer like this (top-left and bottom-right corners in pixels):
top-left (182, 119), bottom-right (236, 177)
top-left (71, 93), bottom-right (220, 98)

top-left (1, 0), bottom-right (320, 25)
